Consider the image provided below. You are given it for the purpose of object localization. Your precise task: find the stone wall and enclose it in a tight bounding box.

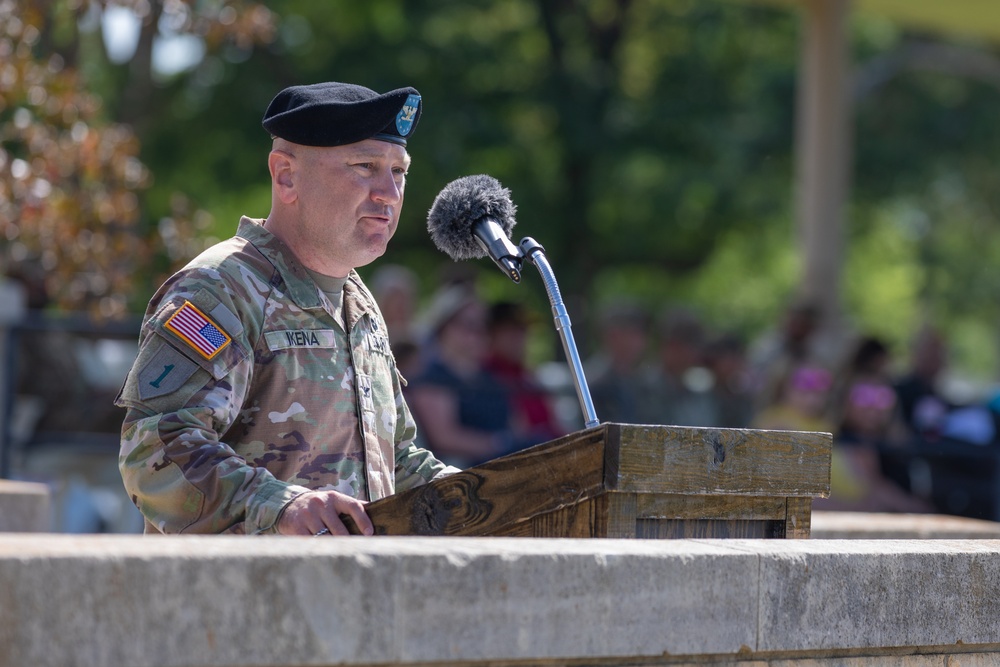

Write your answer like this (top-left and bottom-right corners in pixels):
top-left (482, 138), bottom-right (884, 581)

top-left (0, 480), bottom-right (50, 532)
top-left (812, 510), bottom-right (1000, 539)
top-left (2, 534), bottom-right (1000, 667)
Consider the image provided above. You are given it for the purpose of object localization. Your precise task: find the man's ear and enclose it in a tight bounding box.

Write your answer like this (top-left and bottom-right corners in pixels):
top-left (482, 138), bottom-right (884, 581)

top-left (269, 150), bottom-right (297, 204)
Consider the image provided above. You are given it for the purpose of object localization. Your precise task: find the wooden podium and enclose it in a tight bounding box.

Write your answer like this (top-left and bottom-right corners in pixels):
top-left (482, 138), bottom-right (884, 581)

top-left (353, 423), bottom-right (831, 539)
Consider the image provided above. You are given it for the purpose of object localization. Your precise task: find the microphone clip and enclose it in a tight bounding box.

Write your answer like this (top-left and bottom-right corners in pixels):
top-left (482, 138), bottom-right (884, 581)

top-left (472, 218), bottom-right (524, 283)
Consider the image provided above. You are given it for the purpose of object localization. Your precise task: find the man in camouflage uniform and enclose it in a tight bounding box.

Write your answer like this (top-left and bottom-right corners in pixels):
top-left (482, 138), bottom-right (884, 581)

top-left (116, 82), bottom-right (457, 536)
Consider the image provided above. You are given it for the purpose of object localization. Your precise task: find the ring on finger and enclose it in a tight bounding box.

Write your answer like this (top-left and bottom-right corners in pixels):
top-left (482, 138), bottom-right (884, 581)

top-left (314, 528), bottom-right (330, 537)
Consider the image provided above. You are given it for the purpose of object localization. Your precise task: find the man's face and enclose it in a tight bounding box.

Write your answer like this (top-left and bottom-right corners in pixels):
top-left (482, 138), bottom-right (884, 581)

top-left (289, 139), bottom-right (411, 276)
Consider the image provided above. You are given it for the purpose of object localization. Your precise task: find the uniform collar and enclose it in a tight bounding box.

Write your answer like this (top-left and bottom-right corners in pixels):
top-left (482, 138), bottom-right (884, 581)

top-left (237, 216), bottom-right (368, 315)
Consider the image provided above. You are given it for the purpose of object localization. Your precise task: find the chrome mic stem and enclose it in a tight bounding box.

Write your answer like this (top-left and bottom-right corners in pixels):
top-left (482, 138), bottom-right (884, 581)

top-left (518, 237), bottom-right (600, 429)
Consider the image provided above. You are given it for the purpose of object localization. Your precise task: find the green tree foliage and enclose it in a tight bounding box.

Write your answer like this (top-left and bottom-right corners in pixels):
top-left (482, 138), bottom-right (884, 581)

top-left (0, 0), bottom-right (273, 316)
top-left (850, 28), bottom-right (1000, 376)
top-left (136, 1), bottom-right (802, 329)
top-left (0, 0), bottom-right (149, 317)
top-left (8, 0), bottom-right (1000, 376)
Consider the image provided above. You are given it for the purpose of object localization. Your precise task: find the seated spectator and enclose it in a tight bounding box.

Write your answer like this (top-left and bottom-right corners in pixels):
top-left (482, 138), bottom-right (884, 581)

top-left (640, 308), bottom-right (719, 427)
top-left (747, 298), bottom-right (841, 413)
top-left (827, 335), bottom-right (906, 443)
top-left (369, 264), bottom-right (423, 378)
top-left (817, 378), bottom-right (934, 513)
top-left (703, 333), bottom-right (754, 428)
top-left (752, 363), bottom-right (835, 434)
top-left (405, 285), bottom-right (516, 468)
top-left (585, 300), bottom-right (652, 424)
top-left (483, 301), bottom-right (565, 446)
top-left (894, 326), bottom-right (953, 440)
top-left (369, 264), bottom-right (420, 344)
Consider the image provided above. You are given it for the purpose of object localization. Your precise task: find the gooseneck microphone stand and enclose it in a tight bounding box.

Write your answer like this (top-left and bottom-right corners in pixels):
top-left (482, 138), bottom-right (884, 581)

top-left (511, 238), bottom-right (600, 429)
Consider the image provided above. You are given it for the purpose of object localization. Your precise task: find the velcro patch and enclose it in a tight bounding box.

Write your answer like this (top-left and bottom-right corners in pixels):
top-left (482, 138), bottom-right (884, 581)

top-left (164, 300), bottom-right (231, 360)
top-left (365, 331), bottom-right (391, 355)
top-left (138, 344), bottom-right (199, 400)
top-left (265, 329), bottom-right (338, 351)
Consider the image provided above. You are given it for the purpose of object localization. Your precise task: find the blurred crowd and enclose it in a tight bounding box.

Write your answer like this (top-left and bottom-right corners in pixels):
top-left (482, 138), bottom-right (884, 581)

top-left (11, 261), bottom-right (1000, 523)
top-left (380, 265), bottom-right (1000, 516)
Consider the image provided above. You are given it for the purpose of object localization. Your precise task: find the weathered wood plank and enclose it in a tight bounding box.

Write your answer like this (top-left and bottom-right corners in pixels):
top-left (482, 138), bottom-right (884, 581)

top-left (527, 499), bottom-right (599, 538)
top-left (607, 423), bottom-right (831, 497)
top-left (636, 518), bottom-right (785, 539)
top-left (635, 493), bottom-right (788, 520)
top-left (785, 496), bottom-right (813, 538)
top-left (488, 520), bottom-right (534, 538)
top-left (601, 493), bottom-right (637, 538)
top-left (512, 494), bottom-right (796, 539)
top-left (346, 428), bottom-right (607, 536)
top-left (341, 423), bottom-right (829, 539)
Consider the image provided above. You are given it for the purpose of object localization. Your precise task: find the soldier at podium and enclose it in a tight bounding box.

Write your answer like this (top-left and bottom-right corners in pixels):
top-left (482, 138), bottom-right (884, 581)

top-left (115, 82), bottom-right (458, 537)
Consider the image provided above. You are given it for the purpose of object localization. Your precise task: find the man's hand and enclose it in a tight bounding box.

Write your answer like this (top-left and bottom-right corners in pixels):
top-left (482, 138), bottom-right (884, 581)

top-left (276, 490), bottom-right (374, 536)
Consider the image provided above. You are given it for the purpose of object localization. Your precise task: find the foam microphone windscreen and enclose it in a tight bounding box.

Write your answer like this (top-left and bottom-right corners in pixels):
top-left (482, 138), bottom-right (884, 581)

top-left (426, 174), bottom-right (517, 260)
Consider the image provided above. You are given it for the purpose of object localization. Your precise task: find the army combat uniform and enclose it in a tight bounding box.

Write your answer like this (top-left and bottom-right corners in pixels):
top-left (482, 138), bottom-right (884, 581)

top-left (116, 217), bottom-right (455, 534)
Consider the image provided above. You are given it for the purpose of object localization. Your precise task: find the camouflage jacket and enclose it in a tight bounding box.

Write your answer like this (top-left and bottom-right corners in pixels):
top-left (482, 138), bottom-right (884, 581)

top-left (116, 217), bottom-right (454, 534)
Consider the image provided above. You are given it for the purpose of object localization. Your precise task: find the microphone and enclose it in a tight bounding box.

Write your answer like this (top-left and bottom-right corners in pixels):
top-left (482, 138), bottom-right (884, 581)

top-left (425, 174), bottom-right (602, 427)
top-left (426, 174), bottom-right (523, 282)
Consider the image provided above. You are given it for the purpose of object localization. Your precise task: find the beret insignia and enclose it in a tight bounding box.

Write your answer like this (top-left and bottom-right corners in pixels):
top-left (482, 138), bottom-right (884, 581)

top-left (395, 93), bottom-right (421, 137)
top-left (262, 82), bottom-right (422, 147)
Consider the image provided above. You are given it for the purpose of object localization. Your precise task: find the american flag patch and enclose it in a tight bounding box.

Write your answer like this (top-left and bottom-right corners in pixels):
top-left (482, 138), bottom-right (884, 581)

top-left (164, 301), bottom-right (231, 360)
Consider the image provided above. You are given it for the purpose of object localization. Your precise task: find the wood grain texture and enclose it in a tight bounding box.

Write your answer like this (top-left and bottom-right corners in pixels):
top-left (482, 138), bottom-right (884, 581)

top-left (635, 518), bottom-right (785, 539)
top-left (784, 496), bottom-right (813, 538)
top-left (607, 423), bottom-right (831, 497)
top-left (341, 423), bottom-right (829, 539)
top-left (346, 428), bottom-right (607, 536)
top-left (527, 499), bottom-right (600, 538)
top-left (600, 493), bottom-right (638, 539)
top-left (635, 493), bottom-right (788, 520)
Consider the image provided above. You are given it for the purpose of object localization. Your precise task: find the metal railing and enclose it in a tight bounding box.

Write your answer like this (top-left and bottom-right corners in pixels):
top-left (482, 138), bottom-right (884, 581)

top-left (0, 311), bottom-right (141, 478)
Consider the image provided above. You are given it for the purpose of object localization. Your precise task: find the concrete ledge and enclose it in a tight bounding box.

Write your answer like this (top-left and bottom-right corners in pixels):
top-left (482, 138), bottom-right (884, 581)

top-left (0, 480), bottom-right (50, 532)
top-left (812, 511), bottom-right (1000, 539)
top-left (2, 535), bottom-right (1000, 667)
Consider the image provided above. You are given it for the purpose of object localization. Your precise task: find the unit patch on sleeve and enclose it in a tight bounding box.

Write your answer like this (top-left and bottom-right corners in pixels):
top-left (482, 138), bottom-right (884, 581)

top-left (138, 343), bottom-right (199, 401)
top-left (164, 300), bottom-right (232, 360)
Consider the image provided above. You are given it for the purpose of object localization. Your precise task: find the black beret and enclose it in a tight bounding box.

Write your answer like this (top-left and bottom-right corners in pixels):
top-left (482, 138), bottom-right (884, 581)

top-left (262, 82), bottom-right (422, 147)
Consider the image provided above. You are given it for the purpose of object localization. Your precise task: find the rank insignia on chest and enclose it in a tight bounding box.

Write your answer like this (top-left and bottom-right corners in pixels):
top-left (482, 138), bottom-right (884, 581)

top-left (164, 300), bottom-right (231, 360)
